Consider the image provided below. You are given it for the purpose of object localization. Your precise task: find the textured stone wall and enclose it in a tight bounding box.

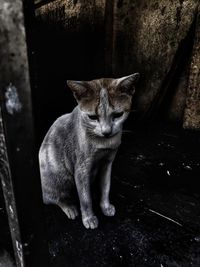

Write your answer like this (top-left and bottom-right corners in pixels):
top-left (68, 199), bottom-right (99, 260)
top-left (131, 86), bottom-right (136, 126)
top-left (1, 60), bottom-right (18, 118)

top-left (183, 6), bottom-right (200, 129)
top-left (112, 0), bottom-right (199, 121)
top-left (35, 0), bottom-right (200, 128)
top-left (35, 0), bottom-right (106, 32)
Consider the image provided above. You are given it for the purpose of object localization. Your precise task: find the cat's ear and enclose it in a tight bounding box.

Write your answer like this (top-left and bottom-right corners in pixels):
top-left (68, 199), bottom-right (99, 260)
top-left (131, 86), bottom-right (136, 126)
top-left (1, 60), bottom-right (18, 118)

top-left (67, 80), bottom-right (93, 102)
top-left (116, 73), bottom-right (140, 95)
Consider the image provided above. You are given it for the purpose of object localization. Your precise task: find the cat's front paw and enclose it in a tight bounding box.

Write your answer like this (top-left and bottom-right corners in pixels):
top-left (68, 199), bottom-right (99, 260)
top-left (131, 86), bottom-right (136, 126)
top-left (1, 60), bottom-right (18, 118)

top-left (101, 204), bottom-right (116, 217)
top-left (82, 215), bottom-right (98, 229)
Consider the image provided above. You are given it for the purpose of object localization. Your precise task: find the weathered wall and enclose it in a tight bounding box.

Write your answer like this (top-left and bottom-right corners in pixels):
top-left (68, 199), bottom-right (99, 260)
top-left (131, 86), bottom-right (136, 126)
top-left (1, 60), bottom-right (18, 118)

top-left (36, 0), bottom-right (106, 32)
top-left (183, 6), bottom-right (200, 129)
top-left (112, 0), bottom-right (199, 122)
top-left (35, 0), bottom-right (200, 128)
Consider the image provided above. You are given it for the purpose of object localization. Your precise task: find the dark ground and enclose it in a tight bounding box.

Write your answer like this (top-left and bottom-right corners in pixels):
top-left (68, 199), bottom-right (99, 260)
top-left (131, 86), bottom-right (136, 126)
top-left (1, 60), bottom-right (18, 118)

top-left (0, 124), bottom-right (200, 266)
top-left (43, 125), bottom-right (200, 267)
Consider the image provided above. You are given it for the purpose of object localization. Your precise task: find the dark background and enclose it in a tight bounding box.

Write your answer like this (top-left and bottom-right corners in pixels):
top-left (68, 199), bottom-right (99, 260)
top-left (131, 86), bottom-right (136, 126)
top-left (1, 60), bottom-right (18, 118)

top-left (0, 0), bottom-right (200, 266)
top-left (32, 0), bottom-right (200, 146)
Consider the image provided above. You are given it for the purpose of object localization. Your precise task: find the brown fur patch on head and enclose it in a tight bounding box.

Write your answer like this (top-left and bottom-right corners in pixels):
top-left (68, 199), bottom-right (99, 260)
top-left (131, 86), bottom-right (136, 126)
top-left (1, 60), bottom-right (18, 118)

top-left (101, 73), bottom-right (139, 112)
top-left (67, 80), bottom-right (101, 112)
top-left (67, 73), bottom-right (139, 112)
top-left (103, 79), bottom-right (132, 112)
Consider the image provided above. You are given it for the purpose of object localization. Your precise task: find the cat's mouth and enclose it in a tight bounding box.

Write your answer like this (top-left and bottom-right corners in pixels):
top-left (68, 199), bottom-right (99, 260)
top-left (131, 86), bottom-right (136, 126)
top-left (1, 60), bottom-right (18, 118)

top-left (100, 132), bottom-right (118, 138)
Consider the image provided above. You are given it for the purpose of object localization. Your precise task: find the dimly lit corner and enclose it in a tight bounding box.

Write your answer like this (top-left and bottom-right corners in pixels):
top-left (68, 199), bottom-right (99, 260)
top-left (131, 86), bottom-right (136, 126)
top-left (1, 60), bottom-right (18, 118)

top-left (0, 0), bottom-right (200, 266)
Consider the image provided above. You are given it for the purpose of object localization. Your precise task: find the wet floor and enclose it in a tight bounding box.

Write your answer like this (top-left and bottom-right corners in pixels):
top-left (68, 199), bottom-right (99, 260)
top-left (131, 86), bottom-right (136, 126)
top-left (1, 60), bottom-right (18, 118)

top-left (44, 126), bottom-right (200, 267)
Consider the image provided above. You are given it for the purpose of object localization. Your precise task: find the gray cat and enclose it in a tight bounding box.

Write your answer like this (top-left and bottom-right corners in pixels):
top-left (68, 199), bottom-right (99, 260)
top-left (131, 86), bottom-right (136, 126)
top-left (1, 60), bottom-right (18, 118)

top-left (39, 73), bottom-right (139, 229)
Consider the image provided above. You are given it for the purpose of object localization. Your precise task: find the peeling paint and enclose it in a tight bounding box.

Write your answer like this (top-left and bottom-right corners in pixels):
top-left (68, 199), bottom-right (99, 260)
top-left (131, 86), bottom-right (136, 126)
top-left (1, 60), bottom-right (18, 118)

top-left (5, 84), bottom-right (22, 115)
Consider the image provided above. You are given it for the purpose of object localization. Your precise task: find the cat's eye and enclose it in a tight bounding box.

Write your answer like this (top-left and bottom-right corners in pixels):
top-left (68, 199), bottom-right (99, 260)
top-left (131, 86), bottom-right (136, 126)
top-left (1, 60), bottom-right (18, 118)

top-left (113, 112), bottom-right (124, 119)
top-left (88, 114), bottom-right (99, 121)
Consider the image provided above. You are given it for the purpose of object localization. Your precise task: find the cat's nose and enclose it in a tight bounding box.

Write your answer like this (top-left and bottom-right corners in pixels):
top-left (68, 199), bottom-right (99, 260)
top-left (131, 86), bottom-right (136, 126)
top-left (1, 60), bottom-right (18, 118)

top-left (102, 126), bottom-right (112, 137)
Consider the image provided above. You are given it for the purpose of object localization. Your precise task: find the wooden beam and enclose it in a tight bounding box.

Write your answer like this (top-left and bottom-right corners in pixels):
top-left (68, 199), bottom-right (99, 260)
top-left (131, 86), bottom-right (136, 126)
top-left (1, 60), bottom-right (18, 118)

top-left (104, 0), bottom-right (114, 76)
top-left (0, 0), bottom-right (48, 266)
top-left (0, 110), bottom-right (24, 267)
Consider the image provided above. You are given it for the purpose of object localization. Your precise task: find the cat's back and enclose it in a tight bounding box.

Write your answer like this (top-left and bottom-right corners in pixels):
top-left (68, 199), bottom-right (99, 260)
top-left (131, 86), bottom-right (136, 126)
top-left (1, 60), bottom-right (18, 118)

top-left (39, 107), bottom-right (78, 172)
top-left (41, 107), bottom-right (78, 146)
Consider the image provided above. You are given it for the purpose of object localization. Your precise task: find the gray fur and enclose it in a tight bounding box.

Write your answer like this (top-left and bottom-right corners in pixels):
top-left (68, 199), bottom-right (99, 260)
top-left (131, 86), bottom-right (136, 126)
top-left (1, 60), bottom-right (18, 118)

top-left (39, 74), bottom-right (139, 229)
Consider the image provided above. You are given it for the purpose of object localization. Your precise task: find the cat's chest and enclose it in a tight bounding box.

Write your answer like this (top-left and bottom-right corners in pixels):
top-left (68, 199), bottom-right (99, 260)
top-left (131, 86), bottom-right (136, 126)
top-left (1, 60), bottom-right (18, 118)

top-left (92, 148), bottom-right (114, 162)
top-left (90, 148), bottom-right (116, 178)
top-left (81, 146), bottom-right (115, 166)
top-left (76, 131), bottom-right (120, 166)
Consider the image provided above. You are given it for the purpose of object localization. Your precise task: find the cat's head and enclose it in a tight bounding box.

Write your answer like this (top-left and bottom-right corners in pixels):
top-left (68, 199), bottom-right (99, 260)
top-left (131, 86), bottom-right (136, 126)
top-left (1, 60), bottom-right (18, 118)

top-left (67, 73), bottom-right (139, 138)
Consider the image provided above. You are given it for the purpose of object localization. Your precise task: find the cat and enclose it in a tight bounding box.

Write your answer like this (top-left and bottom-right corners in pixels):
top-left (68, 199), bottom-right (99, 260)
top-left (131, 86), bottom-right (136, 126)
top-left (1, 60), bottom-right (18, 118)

top-left (39, 73), bottom-right (139, 229)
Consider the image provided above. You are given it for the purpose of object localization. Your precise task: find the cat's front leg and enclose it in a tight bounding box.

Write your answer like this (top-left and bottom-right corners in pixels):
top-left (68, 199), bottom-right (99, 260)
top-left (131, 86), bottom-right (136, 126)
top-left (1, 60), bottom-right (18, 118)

top-left (75, 167), bottom-right (98, 229)
top-left (100, 152), bottom-right (117, 217)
